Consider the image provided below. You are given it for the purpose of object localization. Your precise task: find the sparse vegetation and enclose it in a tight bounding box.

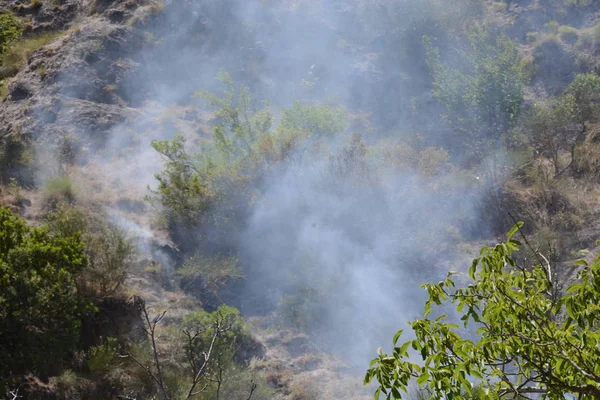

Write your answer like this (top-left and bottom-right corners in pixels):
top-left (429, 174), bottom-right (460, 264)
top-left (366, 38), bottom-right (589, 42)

top-left (0, 31), bottom-right (62, 80)
top-left (43, 175), bottom-right (76, 207)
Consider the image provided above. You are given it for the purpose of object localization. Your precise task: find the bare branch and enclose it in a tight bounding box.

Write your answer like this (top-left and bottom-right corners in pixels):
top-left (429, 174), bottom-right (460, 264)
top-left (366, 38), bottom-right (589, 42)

top-left (246, 381), bottom-right (258, 400)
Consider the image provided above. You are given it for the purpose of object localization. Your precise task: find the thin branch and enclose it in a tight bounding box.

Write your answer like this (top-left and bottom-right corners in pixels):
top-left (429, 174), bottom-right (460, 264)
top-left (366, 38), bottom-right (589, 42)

top-left (184, 315), bottom-right (228, 400)
top-left (554, 123), bottom-right (586, 181)
top-left (508, 212), bottom-right (552, 289)
top-left (246, 381), bottom-right (258, 400)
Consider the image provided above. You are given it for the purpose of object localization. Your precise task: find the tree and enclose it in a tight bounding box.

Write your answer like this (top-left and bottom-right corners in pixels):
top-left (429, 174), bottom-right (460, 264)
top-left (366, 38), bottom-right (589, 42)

top-left (425, 25), bottom-right (528, 165)
top-left (525, 95), bottom-right (578, 177)
top-left (0, 207), bottom-right (89, 387)
top-left (365, 223), bottom-right (600, 399)
top-left (521, 73), bottom-right (600, 179)
top-left (150, 73), bottom-right (348, 253)
top-left (564, 73), bottom-right (600, 124)
top-left (122, 304), bottom-right (260, 400)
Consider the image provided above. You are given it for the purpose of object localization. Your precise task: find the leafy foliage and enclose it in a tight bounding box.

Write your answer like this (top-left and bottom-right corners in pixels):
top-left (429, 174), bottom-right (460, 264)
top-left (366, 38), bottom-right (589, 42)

top-left (150, 72), bottom-right (349, 253)
top-left (0, 13), bottom-right (22, 56)
top-left (45, 205), bottom-right (134, 296)
top-left (425, 25), bottom-right (528, 162)
top-left (366, 224), bottom-right (600, 399)
top-left (0, 207), bottom-right (90, 385)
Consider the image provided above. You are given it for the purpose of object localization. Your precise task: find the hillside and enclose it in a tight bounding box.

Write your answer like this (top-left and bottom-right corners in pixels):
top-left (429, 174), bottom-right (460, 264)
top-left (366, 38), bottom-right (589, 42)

top-left (2, 0), bottom-right (600, 398)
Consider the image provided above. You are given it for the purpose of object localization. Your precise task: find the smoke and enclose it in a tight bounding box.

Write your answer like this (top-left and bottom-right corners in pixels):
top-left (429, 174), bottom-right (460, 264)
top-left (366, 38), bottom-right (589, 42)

top-left (36, 0), bottom-right (488, 368)
top-left (238, 141), bottom-right (480, 364)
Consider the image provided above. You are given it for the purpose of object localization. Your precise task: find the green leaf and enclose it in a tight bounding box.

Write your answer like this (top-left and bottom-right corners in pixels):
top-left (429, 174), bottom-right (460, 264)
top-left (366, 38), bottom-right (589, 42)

top-left (469, 259), bottom-right (478, 279)
top-left (416, 371), bottom-right (430, 385)
top-left (393, 330), bottom-right (404, 346)
top-left (507, 222), bottom-right (523, 240)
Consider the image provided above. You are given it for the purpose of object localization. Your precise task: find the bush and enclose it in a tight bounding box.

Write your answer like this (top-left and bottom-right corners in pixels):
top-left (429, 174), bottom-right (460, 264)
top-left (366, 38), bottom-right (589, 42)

top-left (0, 13), bottom-right (22, 56)
top-left (45, 205), bottom-right (134, 296)
top-left (559, 25), bottom-right (579, 45)
top-left (278, 289), bottom-right (326, 331)
top-left (425, 26), bottom-right (528, 160)
top-left (0, 207), bottom-right (90, 385)
top-left (576, 22), bottom-right (600, 54)
top-left (177, 253), bottom-right (242, 304)
top-left (87, 338), bottom-right (119, 374)
top-left (526, 31), bottom-right (540, 44)
top-left (279, 101), bottom-right (348, 138)
top-left (0, 134), bottom-right (34, 185)
top-left (43, 175), bottom-right (76, 207)
top-left (151, 73), bottom-right (350, 254)
top-left (417, 146), bottom-right (449, 176)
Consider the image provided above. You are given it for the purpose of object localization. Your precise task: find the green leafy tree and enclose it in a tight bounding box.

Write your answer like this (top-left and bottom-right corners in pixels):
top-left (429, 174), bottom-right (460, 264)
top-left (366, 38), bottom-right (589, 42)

top-left (425, 25), bottom-right (528, 164)
top-left (0, 207), bottom-right (89, 387)
top-left (150, 73), bottom-right (348, 252)
top-left (564, 73), bottom-right (600, 124)
top-left (196, 70), bottom-right (273, 160)
top-left (525, 94), bottom-right (578, 176)
top-left (366, 223), bottom-right (600, 399)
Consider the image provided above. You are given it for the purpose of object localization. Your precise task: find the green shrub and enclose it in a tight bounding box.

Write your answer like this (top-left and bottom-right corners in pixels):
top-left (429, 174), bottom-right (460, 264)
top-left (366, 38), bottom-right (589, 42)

top-left (0, 134), bottom-right (33, 185)
top-left (544, 21), bottom-right (560, 35)
top-left (0, 13), bottom-right (22, 56)
top-left (87, 338), bottom-right (119, 374)
top-left (576, 22), bottom-right (600, 52)
top-left (177, 253), bottom-right (242, 298)
top-left (0, 207), bottom-right (90, 384)
top-left (44, 175), bottom-right (76, 207)
top-left (565, 73), bottom-right (600, 123)
top-left (279, 100), bottom-right (348, 138)
top-left (558, 25), bottom-right (579, 45)
top-left (425, 26), bottom-right (528, 161)
top-left (278, 289), bottom-right (326, 331)
top-left (418, 146), bottom-right (449, 176)
top-left (526, 31), bottom-right (540, 44)
top-left (151, 73), bottom-right (350, 253)
top-left (564, 0), bottom-right (592, 7)
top-left (45, 205), bottom-right (134, 296)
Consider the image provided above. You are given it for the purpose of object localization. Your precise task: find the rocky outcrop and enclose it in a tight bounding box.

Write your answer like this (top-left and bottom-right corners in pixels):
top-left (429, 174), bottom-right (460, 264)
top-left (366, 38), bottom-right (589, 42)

top-left (0, 0), bottom-right (151, 147)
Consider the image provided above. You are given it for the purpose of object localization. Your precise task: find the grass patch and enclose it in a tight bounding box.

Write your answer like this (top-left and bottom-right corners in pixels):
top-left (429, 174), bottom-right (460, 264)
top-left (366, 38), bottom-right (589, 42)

top-left (43, 175), bottom-right (76, 208)
top-left (0, 31), bottom-right (63, 80)
top-left (0, 82), bottom-right (7, 100)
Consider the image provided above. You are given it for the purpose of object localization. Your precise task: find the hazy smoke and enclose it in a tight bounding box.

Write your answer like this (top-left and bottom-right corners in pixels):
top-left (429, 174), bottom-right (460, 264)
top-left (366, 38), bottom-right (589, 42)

top-left (44, 0), bottom-right (486, 367)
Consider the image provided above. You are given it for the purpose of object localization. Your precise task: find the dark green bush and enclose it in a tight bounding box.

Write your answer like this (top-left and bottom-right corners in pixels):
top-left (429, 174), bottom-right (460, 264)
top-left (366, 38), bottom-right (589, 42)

top-left (45, 205), bottom-right (134, 297)
top-left (0, 207), bottom-right (90, 387)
